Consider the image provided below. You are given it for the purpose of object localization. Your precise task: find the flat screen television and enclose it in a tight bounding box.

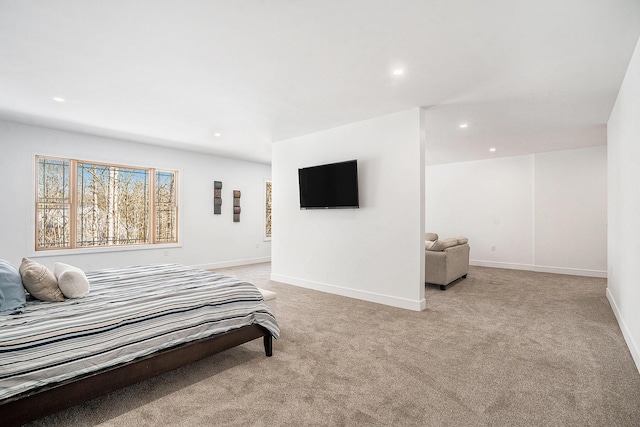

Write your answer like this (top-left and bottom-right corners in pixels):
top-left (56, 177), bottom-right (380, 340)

top-left (298, 160), bottom-right (359, 209)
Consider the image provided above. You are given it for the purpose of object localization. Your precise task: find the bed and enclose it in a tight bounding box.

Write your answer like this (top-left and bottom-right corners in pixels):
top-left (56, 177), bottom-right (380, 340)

top-left (0, 263), bottom-right (279, 426)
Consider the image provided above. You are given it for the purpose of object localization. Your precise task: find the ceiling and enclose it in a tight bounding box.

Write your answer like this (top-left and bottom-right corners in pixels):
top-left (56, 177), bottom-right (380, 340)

top-left (1, 1), bottom-right (639, 165)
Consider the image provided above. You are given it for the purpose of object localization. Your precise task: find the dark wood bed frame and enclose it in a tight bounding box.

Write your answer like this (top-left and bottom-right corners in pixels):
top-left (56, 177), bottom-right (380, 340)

top-left (0, 324), bottom-right (273, 427)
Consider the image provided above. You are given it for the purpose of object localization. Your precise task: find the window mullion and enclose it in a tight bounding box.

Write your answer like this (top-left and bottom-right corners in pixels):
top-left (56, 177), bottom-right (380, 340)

top-left (149, 168), bottom-right (156, 245)
top-left (69, 159), bottom-right (77, 249)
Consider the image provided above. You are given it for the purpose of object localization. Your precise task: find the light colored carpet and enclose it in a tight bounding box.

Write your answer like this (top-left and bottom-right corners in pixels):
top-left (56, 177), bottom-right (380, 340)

top-left (26, 264), bottom-right (640, 426)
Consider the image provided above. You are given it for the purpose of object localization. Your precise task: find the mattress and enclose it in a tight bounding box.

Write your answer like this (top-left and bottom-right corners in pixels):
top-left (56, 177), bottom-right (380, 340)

top-left (0, 264), bottom-right (279, 401)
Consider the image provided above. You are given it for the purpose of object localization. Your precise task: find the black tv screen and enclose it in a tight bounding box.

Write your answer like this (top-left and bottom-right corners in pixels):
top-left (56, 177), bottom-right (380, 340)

top-left (298, 160), bottom-right (359, 209)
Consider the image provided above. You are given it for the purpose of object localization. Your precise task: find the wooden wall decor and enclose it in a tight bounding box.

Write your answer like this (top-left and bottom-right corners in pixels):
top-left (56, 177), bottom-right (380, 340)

top-left (214, 181), bottom-right (222, 214)
top-left (233, 190), bottom-right (241, 222)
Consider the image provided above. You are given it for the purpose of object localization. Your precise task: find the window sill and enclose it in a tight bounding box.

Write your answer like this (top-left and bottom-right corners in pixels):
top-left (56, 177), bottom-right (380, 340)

top-left (30, 243), bottom-right (182, 258)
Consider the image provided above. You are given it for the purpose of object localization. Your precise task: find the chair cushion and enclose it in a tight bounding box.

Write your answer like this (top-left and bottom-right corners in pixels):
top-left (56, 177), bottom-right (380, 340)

top-left (428, 238), bottom-right (460, 251)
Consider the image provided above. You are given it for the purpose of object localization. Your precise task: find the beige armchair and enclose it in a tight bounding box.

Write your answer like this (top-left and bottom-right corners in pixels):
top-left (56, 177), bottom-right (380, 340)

top-left (425, 233), bottom-right (470, 290)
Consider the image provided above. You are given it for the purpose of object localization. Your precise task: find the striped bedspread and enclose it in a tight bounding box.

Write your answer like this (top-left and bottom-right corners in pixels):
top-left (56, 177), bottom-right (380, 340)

top-left (0, 264), bottom-right (279, 401)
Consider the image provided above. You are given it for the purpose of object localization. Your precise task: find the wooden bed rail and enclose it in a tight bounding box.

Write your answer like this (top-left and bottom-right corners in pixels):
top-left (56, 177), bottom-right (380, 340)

top-left (0, 325), bottom-right (273, 427)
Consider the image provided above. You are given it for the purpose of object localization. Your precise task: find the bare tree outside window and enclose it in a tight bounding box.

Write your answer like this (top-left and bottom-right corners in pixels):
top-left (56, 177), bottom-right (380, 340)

top-left (265, 181), bottom-right (272, 239)
top-left (77, 163), bottom-right (150, 246)
top-left (36, 156), bottom-right (178, 251)
top-left (155, 170), bottom-right (177, 243)
top-left (37, 158), bottom-right (71, 249)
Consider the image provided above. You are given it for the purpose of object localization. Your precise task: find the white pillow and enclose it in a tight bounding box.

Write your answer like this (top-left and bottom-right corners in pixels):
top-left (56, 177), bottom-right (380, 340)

top-left (54, 263), bottom-right (90, 299)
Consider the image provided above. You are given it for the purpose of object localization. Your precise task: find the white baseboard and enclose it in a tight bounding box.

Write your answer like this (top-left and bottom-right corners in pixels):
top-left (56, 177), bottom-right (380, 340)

top-left (606, 288), bottom-right (640, 374)
top-left (270, 273), bottom-right (426, 311)
top-left (194, 257), bottom-right (271, 270)
top-left (534, 265), bottom-right (607, 278)
top-left (470, 260), bottom-right (534, 271)
top-left (470, 260), bottom-right (607, 278)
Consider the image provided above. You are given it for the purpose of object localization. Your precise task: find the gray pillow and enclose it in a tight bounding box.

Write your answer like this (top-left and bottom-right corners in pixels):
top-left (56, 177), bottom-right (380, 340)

top-left (0, 259), bottom-right (26, 314)
top-left (19, 258), bottom-right (64, 302)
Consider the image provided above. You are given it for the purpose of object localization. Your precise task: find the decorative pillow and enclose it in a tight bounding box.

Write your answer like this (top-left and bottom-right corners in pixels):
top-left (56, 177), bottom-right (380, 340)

top-left (425, 240), bottom-right (435, 250)
top-left (0, 260), bottom-right (26, 315)
top-left (54, 262), bottom-right (90, 299)
top-left (19, 258), bottom-right (64, 302)
top-left (425, 233), bottom-right (438, 242)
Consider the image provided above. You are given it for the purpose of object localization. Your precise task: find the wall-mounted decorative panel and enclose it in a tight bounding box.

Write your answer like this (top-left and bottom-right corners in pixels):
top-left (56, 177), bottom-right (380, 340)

top-left (233, 190), bottom-right (241, 222)
top-left (214, 181), bottom-right (222, 214)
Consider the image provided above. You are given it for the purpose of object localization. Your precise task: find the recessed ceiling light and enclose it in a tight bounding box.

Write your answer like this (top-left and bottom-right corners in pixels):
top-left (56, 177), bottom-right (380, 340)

top-left (459, 123), bottom-right (468, 128)
top-left (53, 97), bottom-right (65, 103)
top-left (214, 133), bottom-right (222, 137)
top-left (489, 147), bottom-right (496, 152)
top-left (392, 68), bottom-right (404, 76)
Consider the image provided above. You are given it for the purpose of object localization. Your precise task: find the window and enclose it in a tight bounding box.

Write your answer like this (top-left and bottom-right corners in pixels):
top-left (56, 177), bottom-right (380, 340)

top-left (36, 156), bottom-right (178, 251)
top-left (265, 180), bottom-right (272, 239)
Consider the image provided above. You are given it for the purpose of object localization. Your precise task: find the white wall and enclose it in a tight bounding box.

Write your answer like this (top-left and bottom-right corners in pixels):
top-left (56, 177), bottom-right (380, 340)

top-left (607, 36), bottom-right (640, 373)
top-left (534, 147), bottom-right (607, 273)
top-left (426, 154), bottom-right (535, 267)
top-left (271, 108), bottom-right (425, 311)
top-left (0, 120), bottom-right (271, 271)
top-left (426, 146), bottom-right (607, 277)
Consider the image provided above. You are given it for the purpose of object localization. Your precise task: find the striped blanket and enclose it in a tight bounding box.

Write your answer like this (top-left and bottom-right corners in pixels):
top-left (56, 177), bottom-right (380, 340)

top-left (0, 264), bottom-right (279, 401)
